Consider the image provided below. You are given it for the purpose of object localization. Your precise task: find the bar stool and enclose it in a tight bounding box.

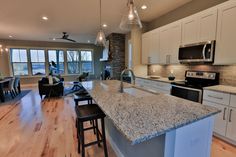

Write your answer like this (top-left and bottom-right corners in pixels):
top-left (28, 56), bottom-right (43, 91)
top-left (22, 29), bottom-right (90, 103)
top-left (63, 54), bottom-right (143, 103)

top-left (74, 88), bottom-right (95, 134)
top-left (74, 88), bottom-right (93, 105)
top-left (75, 104), bottom-right (108, 157)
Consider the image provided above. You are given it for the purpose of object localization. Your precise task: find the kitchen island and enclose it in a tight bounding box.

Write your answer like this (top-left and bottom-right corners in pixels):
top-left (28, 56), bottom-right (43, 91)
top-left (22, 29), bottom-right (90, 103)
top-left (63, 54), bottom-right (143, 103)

top-left (81, 80), bottom-right (220, 157)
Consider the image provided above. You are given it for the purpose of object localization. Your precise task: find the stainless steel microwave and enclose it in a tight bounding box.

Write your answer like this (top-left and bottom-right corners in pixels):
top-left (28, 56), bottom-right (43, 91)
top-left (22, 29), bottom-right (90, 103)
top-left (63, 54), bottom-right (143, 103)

top-left (178, 40), bottom-right (215, 63)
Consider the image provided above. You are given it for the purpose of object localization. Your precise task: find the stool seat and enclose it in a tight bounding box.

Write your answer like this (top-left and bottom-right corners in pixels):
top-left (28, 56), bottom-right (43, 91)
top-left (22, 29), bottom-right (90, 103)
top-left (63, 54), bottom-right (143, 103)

top-left (74, 89), bottom-right (92, 105)
top-left (76, 104), bottom-right (105, 121)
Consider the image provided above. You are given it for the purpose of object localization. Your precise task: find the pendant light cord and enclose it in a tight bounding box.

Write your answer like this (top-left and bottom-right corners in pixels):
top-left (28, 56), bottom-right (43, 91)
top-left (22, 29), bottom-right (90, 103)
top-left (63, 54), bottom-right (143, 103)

top-left (100, 0), bottom-right (102, 29)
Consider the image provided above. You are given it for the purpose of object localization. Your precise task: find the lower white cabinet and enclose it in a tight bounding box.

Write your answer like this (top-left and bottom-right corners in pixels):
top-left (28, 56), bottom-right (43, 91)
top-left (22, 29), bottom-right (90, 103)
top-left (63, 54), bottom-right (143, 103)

top-left (202, 100), bottom-right (227, 136)
top-left (136, 78), bottom-right (171, 94)
top-left (203, 90), bottom-right (236, 145)
top-left (226, 107), bottom-right (236, 141)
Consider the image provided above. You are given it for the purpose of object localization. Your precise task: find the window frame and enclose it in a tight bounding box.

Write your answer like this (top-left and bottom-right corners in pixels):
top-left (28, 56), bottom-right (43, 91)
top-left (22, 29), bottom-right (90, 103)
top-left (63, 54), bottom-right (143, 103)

top-left (29, 49), bottom-right (46, 76)
top-left (66, 50), bottom-right (80, 74)
top-left (48, 49), bottom-right (65, 74)
top-left (79, 49), bottom-right (94, 74)
top-left (10, 48), bottom-right (29, 76)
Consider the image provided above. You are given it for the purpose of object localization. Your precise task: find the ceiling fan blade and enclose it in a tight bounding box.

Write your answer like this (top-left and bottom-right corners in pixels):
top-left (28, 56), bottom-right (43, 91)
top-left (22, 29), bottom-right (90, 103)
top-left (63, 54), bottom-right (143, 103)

top-left (66, 38), bottom-right (76, 42)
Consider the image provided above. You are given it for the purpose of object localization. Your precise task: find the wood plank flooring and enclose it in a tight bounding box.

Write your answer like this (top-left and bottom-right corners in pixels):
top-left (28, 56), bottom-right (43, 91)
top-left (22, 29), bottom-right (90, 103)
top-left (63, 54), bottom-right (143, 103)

top-left (0, 87), bottom-right (235, 157)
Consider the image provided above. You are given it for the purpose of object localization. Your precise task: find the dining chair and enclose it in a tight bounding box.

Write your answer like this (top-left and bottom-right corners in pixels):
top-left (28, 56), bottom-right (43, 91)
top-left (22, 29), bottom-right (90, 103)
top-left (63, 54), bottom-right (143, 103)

top-left (3, 78), bottom-right (16, 98)
top-left (13, 77), bottom-right (20, 95)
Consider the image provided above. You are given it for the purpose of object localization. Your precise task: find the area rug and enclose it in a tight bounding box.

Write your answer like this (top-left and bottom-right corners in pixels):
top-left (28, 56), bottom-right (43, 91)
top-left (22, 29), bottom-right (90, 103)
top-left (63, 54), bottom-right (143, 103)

top-left (0, 90), bottom-right (31, 105)
top-left (64, 87), bottom-right (82, 97)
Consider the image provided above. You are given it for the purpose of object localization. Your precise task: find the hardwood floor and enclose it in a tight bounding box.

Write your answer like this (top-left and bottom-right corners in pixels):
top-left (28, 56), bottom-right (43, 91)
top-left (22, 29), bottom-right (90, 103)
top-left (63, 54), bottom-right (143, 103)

top-left (0, 87), bottom-right (235, 157)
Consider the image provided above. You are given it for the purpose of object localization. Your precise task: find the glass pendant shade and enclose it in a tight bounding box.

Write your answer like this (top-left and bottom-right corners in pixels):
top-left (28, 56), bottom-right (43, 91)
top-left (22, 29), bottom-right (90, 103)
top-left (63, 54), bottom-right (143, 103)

top-left (95, 29), bottom-right (106, 47)
top-left (120, 0), bottom-right (142, 31)
top-left (95, 0), bottom-right (106, 47)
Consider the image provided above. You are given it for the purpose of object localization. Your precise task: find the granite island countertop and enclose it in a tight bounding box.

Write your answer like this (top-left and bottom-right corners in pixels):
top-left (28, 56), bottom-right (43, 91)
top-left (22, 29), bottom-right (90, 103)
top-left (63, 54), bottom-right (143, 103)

top-left (204, 85), bottom-right (236, 95)
top-left (82, 80), bottom-right (220, 145)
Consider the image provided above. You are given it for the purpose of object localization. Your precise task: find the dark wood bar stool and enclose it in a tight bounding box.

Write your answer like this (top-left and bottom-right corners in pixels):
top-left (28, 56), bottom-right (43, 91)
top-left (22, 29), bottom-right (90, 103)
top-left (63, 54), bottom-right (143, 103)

top-left (75, 104), bottom-right (108, 157)
top-left (74, 88), bottom-right (93, 105)
top-left (74, 88), bottom-right (95, 134)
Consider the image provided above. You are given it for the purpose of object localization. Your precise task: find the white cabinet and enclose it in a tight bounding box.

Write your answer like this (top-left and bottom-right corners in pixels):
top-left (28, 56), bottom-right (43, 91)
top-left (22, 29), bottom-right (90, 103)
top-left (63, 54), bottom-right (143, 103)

top-left (159, 21), bottom-right (181, 64)
top-left (142, 30), bottom-right (160, 64)
top-left (203, 90), bottom-right (230, 105)
top-left (136, 78), bottom-right (171, 94)
top-left (203, 89), bottom-right (236, 145)
top-left (226, 107), bottom-right (236, 141)
top-left (203, 101), bottom-right (227, 136)
top-left (142, 32), bottom-right (151, 64)
top-left (230, 94), bottom-right (236, 108)
top-left (198, 8), bottom-right (218, 42)
top-left (215, 1), bottom-right (236, 65)
top-left (181, 8), bottom-right (217, 45)
top-left (181, 15), bottom-right (199, 45)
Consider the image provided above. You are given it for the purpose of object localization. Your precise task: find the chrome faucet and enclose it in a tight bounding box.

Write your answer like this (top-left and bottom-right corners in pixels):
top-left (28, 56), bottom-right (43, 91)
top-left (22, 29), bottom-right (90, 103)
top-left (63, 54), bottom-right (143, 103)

top-left (120, 68), bottom-right (135, 93)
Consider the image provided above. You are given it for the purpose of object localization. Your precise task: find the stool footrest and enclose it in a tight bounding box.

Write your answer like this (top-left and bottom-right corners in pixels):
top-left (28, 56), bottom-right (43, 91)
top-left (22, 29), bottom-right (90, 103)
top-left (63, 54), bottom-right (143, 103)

top-left (84, 140), bottom-right (103, 147)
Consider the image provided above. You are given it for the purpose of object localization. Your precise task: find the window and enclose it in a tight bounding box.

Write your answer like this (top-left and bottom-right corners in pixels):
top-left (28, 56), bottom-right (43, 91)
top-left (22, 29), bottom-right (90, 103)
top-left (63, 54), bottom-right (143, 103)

top-left (30, 49), bottom-right (46, 75)
top-left (48, 50), bottom-right (64, 74)
top-left (11, 49), bottom-right (28, 75)
top-left (81, 50), bottom-right (93, 73)
top-left (67, 50), bottom-right (80, 74)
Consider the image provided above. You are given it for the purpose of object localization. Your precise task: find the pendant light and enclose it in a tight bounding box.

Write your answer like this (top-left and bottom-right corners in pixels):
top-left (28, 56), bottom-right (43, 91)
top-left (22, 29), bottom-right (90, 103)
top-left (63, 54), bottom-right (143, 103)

top-left (120, 0), bottom-right (142, 31)
top-left (95, 0), bottom-right (106, 47)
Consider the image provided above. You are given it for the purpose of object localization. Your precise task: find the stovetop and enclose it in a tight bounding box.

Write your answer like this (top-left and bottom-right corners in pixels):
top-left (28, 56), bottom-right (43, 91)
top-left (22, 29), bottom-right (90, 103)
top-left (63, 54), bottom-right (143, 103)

top-left (171, 70), bottom-right (220, 89)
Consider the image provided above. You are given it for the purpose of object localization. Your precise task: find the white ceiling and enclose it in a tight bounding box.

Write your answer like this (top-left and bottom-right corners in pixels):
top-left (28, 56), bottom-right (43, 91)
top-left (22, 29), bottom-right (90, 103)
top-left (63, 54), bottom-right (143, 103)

top-left (0, 0), bottom-right (192, 43)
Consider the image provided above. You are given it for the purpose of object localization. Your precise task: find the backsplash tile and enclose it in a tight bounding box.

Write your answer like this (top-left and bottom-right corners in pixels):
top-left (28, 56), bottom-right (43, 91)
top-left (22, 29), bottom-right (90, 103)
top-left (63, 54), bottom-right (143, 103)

top-left (148, 64), bottom-right (236, 86)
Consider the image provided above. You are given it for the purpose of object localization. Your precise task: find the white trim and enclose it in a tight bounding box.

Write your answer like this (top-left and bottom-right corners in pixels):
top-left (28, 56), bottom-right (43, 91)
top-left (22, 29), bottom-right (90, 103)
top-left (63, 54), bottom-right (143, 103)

top-left (105, 129), bottom-right (125, 157)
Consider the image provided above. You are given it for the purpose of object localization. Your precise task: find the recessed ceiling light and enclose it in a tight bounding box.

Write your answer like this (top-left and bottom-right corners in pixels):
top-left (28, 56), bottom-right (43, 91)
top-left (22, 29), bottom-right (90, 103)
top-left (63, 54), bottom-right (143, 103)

top-left (42, 16), bottom-right (49, 21)
top-left (141, 5), bottom-right (147, 10)
top-left (9, 35), bottom-right (13, 38)
top-left (88, 40), bottom-right (90, 43)
top-left (102, 24), bottom-right (107, 28)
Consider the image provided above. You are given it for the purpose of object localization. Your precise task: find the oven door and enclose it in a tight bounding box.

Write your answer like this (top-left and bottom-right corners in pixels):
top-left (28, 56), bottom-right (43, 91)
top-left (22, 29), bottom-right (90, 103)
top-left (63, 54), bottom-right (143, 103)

top-left (171, 85), bottom-right (203, 103)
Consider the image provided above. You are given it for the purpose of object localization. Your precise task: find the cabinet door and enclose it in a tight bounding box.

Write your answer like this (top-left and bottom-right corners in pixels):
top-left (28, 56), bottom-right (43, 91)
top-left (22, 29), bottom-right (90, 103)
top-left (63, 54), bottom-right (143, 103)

top-left (226, 107), bottom-right (236, 142)
top-left (203, 101), bottom-right (227, 136)
top-left (149, 30), bottom-right (160, 64)
top-left (169, 22), bottom-right (181, 64)
top-left (215, 1), bottom-right (236, 65)
top-left (141, 33), bottom-right (151, 64)
top-left (181, 15), bottom-right (199, 45)
top-left (159, 27), bottom-right (170, 64)
top-left (198, 8), bottom-right (217, 41)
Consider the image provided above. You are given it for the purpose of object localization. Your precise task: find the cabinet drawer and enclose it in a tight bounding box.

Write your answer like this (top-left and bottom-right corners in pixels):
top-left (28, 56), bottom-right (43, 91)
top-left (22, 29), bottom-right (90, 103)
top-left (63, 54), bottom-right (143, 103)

top-left (203, 90), bottom-right (230, 105)
top-left (230, 94), bottom-right (236, 108)
top-left (151, 81), bottom-right (171, 91)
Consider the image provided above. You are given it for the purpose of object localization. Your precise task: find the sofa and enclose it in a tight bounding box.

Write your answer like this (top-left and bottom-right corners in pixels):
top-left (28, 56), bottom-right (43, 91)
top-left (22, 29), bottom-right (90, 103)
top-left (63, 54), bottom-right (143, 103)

top-left (38, 77), bottom-right (64, 99)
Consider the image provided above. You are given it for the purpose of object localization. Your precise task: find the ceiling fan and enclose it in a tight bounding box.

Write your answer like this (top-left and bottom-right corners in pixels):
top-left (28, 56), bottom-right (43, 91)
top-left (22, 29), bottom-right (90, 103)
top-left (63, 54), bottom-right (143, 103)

top-left (56, 32), bottom-right (76, 42)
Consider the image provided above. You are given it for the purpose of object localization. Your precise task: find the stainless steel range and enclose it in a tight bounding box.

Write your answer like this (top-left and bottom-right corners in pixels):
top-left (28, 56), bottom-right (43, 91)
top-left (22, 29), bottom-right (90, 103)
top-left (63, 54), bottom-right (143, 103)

top-left (171, 71), bottom-right (220, 103)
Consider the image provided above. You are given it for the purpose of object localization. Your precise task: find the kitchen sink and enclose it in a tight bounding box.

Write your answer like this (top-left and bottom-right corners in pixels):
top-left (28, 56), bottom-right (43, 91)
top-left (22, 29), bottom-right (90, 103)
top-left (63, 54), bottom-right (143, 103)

top-left (124, 87), bottom-right (157, 98)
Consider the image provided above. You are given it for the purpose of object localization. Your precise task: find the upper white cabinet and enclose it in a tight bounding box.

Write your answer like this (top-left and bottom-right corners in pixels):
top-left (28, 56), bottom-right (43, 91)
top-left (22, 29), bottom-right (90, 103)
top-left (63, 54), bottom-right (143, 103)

top-left (159, 21), bottom-right (181, 64)
top-left (215, 1), bottom-right (236, 65)
top-left (181, 8), bottom-right (217, 45)
top-left (142, 32), bottom-right (151, 64)
top-left (142, 29), bottom-right (160, 64)
top-left (181, 15), bottom-right (199, 45)
top-left (198, 8), bottom-right (218, 42)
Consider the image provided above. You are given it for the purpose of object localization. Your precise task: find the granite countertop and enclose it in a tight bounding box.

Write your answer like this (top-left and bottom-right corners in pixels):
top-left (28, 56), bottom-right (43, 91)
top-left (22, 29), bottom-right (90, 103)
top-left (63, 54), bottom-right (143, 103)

top-left (136, 75), bottom-right (184, 83)
top-left (82, 80), bottom-right (220, 145)
top-left (204, 85), bottom-right (236, 95)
